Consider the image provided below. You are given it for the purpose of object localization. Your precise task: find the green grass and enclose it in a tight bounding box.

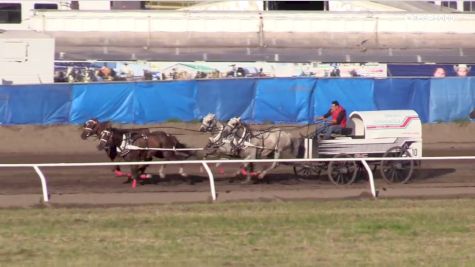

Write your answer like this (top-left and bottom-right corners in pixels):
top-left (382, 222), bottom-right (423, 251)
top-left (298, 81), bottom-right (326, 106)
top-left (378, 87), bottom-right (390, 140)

top-left (1, 199), bottom-right (475, 266)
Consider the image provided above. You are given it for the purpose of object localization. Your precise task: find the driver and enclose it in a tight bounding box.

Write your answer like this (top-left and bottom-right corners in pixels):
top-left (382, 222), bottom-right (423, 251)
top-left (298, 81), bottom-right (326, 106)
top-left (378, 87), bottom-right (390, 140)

top-left (314, 100), bottom-right (347, 140)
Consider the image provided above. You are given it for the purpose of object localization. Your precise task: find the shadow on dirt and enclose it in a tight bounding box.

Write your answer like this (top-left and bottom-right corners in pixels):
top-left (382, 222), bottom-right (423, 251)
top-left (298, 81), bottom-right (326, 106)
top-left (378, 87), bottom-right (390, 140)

top-left (412, 168), bottom-right (457, 181)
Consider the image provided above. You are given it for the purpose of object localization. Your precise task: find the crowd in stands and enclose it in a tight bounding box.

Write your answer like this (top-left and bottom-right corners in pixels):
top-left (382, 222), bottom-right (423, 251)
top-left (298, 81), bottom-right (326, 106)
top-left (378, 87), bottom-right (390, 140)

top-left (54, 64), bottom-right (269, 83)
top-left (54, 63), bottom-right (472, 83)
top-left (433, 64), bottom-right (471, 77)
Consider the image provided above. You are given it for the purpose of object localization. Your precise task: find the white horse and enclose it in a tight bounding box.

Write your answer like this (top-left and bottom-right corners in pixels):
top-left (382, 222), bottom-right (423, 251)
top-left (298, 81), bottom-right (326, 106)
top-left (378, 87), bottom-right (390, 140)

top-left (222, 117), bottom-right (299, 183)
top-left (200, 113), bottom-right (263, 182)
top-left (199, 113), bottom-right (235, 157)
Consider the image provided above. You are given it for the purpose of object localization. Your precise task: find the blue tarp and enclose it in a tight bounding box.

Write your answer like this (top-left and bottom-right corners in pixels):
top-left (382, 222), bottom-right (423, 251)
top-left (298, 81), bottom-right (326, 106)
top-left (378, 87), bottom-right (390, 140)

top-left (313, 79), bottom-right (376, 118)
top-left (70, 83), bottom-right (136, 123)
top-left (194, 79), bottom-right (257, 121)
top-left (0, 84), bottom-right (71, 124)
top-left (1, 78), bottom-right (474, 125)
top-left (252, 78), bottom-right (316, 123)
top-left (428, 78), bottom-right (475, 122)
top-left (373, 78), bottom-right (431, 123)
top-left (133, 81), bottom-right (197, 124)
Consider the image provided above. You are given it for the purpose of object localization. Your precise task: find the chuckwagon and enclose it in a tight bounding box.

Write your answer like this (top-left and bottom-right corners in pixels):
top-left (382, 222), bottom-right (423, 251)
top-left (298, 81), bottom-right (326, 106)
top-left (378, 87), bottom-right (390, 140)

top-left (293, 110), bottom-right (422, 185)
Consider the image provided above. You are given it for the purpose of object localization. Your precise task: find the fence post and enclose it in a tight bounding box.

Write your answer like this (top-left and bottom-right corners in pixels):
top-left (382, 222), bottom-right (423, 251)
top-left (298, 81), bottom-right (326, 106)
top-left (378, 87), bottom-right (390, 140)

top-left (359, 160), bottom-right (377, 198)
top-left (33, 165), bottom-right (49, 202)
top-left (201, 162), bottom-right (217, 201)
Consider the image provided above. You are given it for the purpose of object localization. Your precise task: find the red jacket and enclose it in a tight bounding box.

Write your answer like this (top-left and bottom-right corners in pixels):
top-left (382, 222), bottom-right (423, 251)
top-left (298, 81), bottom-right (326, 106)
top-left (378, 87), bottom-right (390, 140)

top-left (324, 106), bottom-right (347, 128)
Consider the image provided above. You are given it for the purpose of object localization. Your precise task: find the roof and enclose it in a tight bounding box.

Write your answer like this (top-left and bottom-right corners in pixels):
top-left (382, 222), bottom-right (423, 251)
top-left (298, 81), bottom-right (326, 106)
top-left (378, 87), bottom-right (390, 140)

top-left (349, 110), bottom-right (422, 139)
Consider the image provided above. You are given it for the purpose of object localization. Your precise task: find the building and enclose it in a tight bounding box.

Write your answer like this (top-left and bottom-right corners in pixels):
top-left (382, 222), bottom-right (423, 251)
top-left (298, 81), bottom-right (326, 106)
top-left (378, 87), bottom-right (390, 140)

top-left (0, 31), bottom-right (54, 84)
top-left (1, 1), bottom-right (474, 67)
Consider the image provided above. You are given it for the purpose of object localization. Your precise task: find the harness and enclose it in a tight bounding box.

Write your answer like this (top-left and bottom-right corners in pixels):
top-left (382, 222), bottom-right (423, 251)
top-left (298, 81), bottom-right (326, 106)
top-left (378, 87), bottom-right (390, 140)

top-left (230, 125), bottom-right (282, 158)
top-left (84, 119), bottom-right (98, 137)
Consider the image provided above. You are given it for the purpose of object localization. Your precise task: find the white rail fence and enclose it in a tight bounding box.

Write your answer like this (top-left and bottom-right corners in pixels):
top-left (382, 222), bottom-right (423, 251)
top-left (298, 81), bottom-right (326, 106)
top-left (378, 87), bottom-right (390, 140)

top-left (1, 156), bottom-right (475, 203)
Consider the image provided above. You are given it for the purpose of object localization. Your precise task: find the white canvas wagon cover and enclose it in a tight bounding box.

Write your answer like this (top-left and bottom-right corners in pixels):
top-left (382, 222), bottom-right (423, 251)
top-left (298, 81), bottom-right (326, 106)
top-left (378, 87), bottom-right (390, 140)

top-left (349, 110), bottom-right (422, 139)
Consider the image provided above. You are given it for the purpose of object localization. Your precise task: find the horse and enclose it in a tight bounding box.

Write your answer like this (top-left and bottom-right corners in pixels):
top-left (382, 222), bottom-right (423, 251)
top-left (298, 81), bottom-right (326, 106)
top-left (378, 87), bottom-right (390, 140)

top-left (81, 118), bottom-right (113, 140)
top-left (199, 113), bottom-right (236, 158)
top-left (97, 128), bottom-right (194, 185)
top-left (221, 117), bottom-right (300, 183)
top-left (81, 118), bottom-right (149, 175)
top-left (199, 113), bottom-right (246, 177)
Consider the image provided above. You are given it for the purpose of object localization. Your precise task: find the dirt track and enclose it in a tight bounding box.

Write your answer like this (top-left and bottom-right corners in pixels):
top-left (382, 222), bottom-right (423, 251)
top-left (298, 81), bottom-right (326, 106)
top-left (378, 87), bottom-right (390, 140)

top-left (0, 122), bottom-right (474, 207)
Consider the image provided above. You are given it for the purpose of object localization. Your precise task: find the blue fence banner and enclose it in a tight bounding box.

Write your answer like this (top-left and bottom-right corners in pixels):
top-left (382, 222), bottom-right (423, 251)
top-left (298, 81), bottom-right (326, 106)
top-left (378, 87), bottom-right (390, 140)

top-left (429, 78), bottom-right (475, 122)
top-left (0, 84), bottom-right (71, 124)
top-left (194, 79), bottom-right (257, 121)
top-left (0, 77), bottom-right (474, 125)
top-left (373, 78), bottom-right (431, 123)
top-left (252, 78), bottom-right (316, 123)
top-left (133, 81), bottom-right (197, 124)
top-left (70, 83), bottom-right (136, 124)
top-left (313, 78), bottom-right (376, 119)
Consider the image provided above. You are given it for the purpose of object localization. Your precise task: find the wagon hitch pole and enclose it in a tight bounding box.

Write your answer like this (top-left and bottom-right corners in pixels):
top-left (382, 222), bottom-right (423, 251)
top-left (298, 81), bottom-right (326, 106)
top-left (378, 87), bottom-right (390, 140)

top-left (33, 165), bottom-right (49, 202)
top-left (201, 162), bottom-right (217, 202)
top-left (360, 160), bottom-right (377, 198)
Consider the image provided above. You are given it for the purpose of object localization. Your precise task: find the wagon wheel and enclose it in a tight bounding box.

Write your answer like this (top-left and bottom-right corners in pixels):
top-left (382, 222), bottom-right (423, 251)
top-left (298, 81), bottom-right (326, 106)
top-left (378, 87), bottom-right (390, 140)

top-left (293, 164), bottom-right (321, 178)
top-left (327, 154), bottom-right (358, 185)
top-left (380, 146), bottom-right (414, 184)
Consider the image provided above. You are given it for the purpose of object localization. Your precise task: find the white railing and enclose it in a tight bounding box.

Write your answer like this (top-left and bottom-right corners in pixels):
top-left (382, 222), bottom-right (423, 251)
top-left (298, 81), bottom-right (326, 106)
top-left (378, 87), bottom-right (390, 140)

top-left (1, 156), bottom-right (474, 203)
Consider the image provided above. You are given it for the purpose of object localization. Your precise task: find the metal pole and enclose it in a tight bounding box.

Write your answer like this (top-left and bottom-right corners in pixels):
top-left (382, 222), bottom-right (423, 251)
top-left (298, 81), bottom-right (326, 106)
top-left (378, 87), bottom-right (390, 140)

top-left (360, 160), bottom-right (377, 198)
top-left (33, 165), bottom-right (49, 202)
top-left (201, 162), bottom-right (217, 201)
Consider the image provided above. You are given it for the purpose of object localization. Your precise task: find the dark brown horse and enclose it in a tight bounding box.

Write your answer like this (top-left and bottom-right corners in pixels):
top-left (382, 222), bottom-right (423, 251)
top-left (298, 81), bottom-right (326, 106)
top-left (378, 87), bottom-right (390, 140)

top-left (81, 118), bottom-right (150, 175)
top-left (97, 128), bottom-right (194, 185)
top-left (81, 118), bottom-right (112, 140)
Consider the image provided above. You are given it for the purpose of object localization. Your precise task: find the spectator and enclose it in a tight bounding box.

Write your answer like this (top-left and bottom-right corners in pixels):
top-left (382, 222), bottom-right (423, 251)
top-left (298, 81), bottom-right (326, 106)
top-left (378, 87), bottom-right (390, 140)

top-left (99, 64), bottom-right (113, 81)
top-left (433, 67), bottom-right (446, 78)
top-left (329, 64), bottom-right (341, 77)
top-left (314, 100), bottom-right (347, 140)
top-left (119, 63), bottom-right (134, 80)
top-left (54, 71), bottom-right (67, 83)
top-left (454, 64), bottom-right (471, 77)
top-left (349, 69), bottom-right (360, 77)
top-left (170, 68), bottom-right (178, 80)
top-left (258, 68), bottom-right (265, 77)
top-left (230, 64), bottom-right (237, 77)
top-left (143, 70), bottom-right (153, 80)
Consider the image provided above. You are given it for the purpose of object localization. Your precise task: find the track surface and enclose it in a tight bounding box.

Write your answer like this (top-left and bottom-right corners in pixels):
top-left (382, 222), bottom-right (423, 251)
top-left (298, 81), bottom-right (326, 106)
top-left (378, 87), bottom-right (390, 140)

top-left (0, 148), bottom-right (474, 207)
top-left (0, 123), bottom-right (474, 207)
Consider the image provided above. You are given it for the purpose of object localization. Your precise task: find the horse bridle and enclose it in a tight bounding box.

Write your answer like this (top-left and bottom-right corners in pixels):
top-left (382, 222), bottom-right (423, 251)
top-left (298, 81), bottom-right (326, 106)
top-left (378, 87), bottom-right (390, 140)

top-left (201, 118), bottom-right (218, 133)
top-left (224, 120), bottom-right (250, 151)
top-left (83, 119), bottom-right (99, 138)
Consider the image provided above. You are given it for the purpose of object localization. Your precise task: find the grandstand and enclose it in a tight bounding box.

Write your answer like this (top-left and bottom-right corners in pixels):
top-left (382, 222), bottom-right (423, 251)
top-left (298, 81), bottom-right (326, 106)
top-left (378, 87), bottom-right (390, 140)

top-left (0, 0), bottom-right (474, 83)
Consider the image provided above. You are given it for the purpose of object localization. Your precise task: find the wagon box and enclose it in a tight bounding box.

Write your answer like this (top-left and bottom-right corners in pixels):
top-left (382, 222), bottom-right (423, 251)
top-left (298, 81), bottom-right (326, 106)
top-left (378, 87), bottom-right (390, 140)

top-left (297, 110), bottom-right (423, 185)
top-left (311, 110), bottom-right (422, 158)
top-left (350, 110), bottom-right (422, 140)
